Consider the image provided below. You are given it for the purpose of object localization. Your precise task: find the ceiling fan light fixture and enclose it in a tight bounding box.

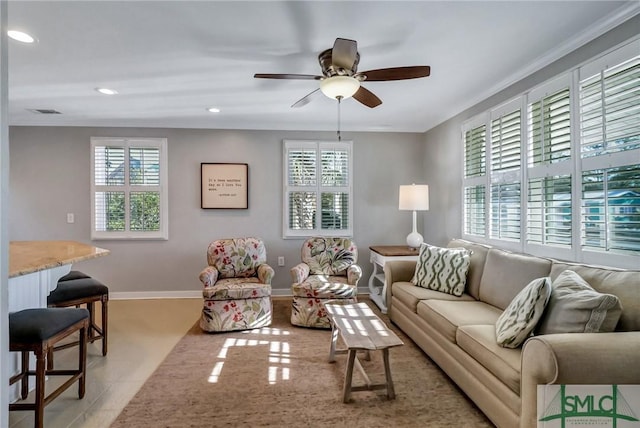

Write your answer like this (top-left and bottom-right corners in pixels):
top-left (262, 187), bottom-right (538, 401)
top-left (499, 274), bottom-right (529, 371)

top-left (320, 76), bottom-right (360, 100)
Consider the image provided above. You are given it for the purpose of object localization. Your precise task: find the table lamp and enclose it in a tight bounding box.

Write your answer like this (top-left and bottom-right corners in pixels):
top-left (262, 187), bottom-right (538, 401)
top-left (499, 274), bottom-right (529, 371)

top-left (399, 184), bottom-right (429, 249)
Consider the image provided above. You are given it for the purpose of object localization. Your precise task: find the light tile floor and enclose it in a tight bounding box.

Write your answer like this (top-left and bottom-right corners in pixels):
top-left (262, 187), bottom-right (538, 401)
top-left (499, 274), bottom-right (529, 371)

top-left (9, 298), bottom-right (203, 428)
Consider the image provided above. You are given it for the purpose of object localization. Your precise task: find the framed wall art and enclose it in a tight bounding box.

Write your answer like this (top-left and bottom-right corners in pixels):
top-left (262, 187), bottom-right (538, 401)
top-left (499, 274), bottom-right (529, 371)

top-left (201, 163), bottom-right (248, 209)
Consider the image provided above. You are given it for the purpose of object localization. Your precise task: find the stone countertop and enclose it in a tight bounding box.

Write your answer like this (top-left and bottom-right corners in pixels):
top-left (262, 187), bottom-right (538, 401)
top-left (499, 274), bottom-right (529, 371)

top-left (9, 240), bottom-right (110, 278)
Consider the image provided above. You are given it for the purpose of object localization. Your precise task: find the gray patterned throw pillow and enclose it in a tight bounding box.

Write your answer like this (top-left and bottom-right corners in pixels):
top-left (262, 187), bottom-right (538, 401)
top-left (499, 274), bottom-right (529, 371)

top-left (411, 243), bottom-right (472, 297)
top-left (495, 277), bottom-right (551, 348)
top-left (535, 270), bottom-right (622, 335)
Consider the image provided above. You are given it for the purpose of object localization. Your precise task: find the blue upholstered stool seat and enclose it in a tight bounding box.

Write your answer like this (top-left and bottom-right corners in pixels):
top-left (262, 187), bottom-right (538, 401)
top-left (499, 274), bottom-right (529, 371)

top-left (10, 308), bottom-right (89, 344)
top-left (47, 278), bottom-right (109, 305)
top-left (9, 307), bottom-right (89, 428)
top-left (46, 271), bottom-right (109, 362)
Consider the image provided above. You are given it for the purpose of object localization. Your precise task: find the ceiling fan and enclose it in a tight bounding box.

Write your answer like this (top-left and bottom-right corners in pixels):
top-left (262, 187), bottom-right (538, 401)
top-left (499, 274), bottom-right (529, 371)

top-left (254, 38), bottom-right (431, 108)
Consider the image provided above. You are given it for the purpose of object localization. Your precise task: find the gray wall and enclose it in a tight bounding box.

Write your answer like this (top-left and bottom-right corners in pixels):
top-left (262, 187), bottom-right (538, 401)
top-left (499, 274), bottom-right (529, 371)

top-left (421, 15), bottom-right (640, 246)
top-left (9, 126), bottom-right (424, 295)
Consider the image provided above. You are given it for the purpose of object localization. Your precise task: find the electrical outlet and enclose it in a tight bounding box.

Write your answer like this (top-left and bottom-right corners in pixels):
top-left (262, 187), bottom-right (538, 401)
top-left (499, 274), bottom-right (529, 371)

top-left (277, 256), bottom-right (285, 266)
top-left (66, 213), bottom-right (75, 224)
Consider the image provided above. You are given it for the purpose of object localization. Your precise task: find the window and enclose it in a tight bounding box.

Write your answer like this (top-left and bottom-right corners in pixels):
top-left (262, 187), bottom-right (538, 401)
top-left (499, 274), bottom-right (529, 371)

top-left (91, 137), bottom-right (168, 240)
top-left (283, 140), bottom-right (352, 238)
top-left (461, 38), bottom-right (640, 267)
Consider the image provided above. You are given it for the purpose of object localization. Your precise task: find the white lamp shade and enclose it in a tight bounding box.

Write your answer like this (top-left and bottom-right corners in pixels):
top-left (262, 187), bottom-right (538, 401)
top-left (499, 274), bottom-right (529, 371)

top-left (320, 76), bottom-right (360, 100)
top-left (399, 184), bottom-right (429, 211)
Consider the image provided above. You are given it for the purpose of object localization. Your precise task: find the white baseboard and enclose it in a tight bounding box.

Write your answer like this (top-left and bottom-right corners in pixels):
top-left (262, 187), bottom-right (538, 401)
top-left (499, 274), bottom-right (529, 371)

top-left (110, 287), bottom-right (370, 300)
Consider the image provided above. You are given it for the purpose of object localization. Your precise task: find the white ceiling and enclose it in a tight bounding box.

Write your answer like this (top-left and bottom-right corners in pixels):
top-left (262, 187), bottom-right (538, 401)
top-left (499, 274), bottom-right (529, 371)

top-left (6, 1), bottom-right (639, 133)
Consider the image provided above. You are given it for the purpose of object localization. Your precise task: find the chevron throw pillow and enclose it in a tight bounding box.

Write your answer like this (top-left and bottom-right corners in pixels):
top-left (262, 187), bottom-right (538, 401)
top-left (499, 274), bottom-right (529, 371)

top-left (411, 243), bottom-right (472, 297)
top-left (495, 276), bottom-right (552, 348)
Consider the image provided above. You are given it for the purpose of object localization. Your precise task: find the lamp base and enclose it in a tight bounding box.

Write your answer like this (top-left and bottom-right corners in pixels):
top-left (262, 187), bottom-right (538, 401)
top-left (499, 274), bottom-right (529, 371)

top-left (406, 232), bottom-right (424, 250)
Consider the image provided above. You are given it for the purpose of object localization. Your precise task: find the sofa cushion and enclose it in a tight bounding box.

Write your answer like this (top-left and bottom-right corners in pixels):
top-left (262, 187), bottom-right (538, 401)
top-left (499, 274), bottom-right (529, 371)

top-left (537, 270), bottom-right (622, 334)
top-left (447, 239), bottom-right (491, 300)
top-left (550, 262), bottom-right (640, 332)
top-left (392, 281), bottom-right (475, 313)
top-left (479, 249), bottom-right (552, 310)
top-left (412, 243), bottom-right (472, 296)
top-left (496, 277), bottom-right (551, 348)
top-left (457, 324), bottom-right (522, 395)
top-left (417, 300), bottom-right (502, 343)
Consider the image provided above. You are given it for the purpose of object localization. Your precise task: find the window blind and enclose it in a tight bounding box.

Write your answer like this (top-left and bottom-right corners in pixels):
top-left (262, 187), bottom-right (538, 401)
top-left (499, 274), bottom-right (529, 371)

top-left (582, 165), bottom-right (640, 253)
top-left (463, 185), bottom-right (485, 236)
top-left (129, 147), bottom-right (160, 186)
top-left (321, 149), bottom-right (349, 186)
top-left (527, 175), bottom-right (572, 246)
top-left (528, 88), bottom-right (571, 166)
top-left (490, 182), bottom-right (521, 240)
top-left (491, 110), bottom-right (521, 172)
top-left (580, 55), bottom-right (640, 157)
top-left (464, 125), bottom-right (486, 178)
top-left (288, 149), bottom-right (317, 186)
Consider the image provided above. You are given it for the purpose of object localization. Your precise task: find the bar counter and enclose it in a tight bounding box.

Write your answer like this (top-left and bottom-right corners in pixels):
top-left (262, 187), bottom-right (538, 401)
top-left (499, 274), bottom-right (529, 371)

top-left (10, 240), bottom-right (110, 278)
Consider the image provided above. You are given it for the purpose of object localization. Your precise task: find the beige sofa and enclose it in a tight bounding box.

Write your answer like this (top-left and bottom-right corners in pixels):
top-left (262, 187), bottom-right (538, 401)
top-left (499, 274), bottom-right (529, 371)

top-left (385, 239), bottom-right (640, 428)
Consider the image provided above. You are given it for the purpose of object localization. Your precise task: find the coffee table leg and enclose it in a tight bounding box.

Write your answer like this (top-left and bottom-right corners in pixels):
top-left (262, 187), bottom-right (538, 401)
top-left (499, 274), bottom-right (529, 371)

top-left (343, 349), bottom-right (357, 403)
top-left (329, 325), bottom-right (339, 363)
top-left (382, 348), bottom-right (395, 399)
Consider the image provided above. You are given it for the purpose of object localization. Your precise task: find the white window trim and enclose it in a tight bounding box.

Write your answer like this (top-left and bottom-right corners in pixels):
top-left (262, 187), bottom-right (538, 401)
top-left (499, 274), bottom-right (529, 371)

top-left (90, 137), bottom-right (169, 240)
top-left (282, 139), bottom-right (353, 239)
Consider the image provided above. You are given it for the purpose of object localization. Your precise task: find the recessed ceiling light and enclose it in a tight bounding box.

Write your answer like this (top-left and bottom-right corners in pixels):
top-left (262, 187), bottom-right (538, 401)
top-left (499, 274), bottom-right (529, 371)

top-left (207, 107), bottom-right (221, 113)
top-left (96, 88), bottom-right (118, 95)
top-left (7, 30), bottom-right (35, 43)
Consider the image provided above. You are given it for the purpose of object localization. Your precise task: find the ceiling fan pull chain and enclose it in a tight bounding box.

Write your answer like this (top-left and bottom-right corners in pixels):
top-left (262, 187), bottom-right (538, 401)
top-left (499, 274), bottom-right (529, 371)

top-left (337, 96), bottom-right (342, 141)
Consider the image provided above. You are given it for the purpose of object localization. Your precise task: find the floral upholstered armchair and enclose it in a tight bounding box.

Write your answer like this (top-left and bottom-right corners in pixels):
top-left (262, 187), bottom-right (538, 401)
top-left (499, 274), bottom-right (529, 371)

top-left (290, 237), bottom-right (362, 328)
top-left (199, 237), bottom-right (274, 332)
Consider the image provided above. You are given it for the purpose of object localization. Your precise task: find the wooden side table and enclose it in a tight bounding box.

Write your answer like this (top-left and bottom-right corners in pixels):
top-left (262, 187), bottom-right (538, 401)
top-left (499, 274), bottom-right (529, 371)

top-left (368, 245), bottom-right (419, 313)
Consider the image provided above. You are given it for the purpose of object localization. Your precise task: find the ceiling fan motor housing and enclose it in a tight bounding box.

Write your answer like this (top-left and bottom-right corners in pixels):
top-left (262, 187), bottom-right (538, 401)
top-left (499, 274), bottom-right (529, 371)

top-left (318, 48), bottom-right (360, 77)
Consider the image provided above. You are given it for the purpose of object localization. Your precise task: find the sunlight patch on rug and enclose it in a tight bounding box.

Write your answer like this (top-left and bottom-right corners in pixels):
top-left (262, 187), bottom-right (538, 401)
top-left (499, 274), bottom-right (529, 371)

top-left (208, 327), bottom-right (292, 385)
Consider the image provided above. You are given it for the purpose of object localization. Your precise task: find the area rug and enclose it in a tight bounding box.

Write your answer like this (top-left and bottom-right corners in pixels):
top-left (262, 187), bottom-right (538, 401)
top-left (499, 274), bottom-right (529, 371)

top-left (111, 298), bottom-right (493, 427)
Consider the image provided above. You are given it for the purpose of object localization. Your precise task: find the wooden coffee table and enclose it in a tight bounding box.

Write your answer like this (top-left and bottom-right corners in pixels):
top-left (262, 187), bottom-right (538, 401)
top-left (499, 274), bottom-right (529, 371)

top-left (324, 301), bottom-right (404, 403)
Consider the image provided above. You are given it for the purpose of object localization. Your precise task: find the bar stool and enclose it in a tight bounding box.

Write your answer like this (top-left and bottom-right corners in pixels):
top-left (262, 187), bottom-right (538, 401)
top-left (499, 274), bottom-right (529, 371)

top-left (9, 307), bottom-right (89, 428)
top-left (46, 271), bottom-right (109, 369)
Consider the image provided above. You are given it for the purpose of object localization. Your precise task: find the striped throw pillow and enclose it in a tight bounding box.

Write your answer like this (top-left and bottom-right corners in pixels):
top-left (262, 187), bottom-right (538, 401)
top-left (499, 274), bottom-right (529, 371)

top-left (411, 243), bottom-right (472, 297)
top-left (495, 277), bottom-right (552, 348)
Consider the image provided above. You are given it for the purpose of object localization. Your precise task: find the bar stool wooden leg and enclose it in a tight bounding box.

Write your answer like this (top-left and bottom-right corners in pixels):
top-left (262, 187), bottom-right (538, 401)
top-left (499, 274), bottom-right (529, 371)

top-left (20, 351), bottom-right (29, 399)
top-left (78, 323), bottom-right (87, 398)
top-left (34, 349), bottom-right (46, 428)
top-left (101, 295), bottom-right (108, 356)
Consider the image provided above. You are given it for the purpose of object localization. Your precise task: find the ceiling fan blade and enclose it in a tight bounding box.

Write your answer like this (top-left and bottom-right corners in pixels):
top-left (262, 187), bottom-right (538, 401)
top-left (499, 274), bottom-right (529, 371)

top-left (254, 73), bottom-right (322, 80)
top-left (331, 38), bottom-right (358, 71)
top-left (360, 66), bottom-right (431, 81)
top-left (291, 88), bottom-right (321, 108)
top-left (353, 86), bottom-right (382, 108)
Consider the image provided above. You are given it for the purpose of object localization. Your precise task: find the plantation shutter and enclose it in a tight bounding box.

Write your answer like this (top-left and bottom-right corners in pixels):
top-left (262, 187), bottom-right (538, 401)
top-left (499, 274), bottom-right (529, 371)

top-left (490, 182), bottom-right (521, 240)
top-left (321, 147), bottom-right (349, 230)
top-left (580, 55), bottom-right (640, 158)
top-left (529, 88), bottom-right (571, 166)
top-left (527, 175), bottom-right (572, 246)
top-left (463, 185), bottom-right (485, 236)
top-left (526, 80), bottom-right (573, 250)
top-left (582, 165), bottom-right (640, 253)
top-left (464, 125), bottom-right (486, 178)
top-left (491, 110), bottom-right (521, 172)
top-left (490, 102), bottom-right (522, 241)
